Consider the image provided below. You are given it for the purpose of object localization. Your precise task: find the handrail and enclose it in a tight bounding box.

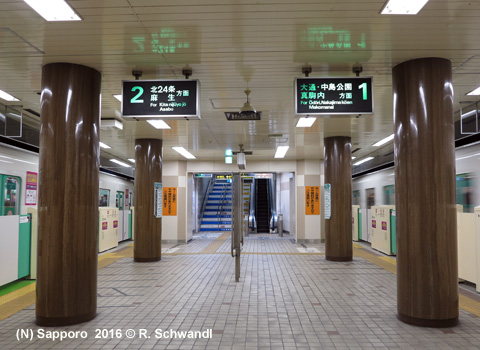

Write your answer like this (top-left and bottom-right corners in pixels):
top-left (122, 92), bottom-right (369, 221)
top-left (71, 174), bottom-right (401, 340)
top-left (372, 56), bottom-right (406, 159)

top-left (198, 177), bottom-right (214, 230)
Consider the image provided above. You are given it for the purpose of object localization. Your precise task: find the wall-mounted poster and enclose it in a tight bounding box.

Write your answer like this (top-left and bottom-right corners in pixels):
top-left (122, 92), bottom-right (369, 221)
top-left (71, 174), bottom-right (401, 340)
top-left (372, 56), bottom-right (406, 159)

top-left (305, 186), bottom-right (320, 215)
top-left (25, 171), bottom-right (37, 205)
top-left (163, 187), bottom-right (177, 216)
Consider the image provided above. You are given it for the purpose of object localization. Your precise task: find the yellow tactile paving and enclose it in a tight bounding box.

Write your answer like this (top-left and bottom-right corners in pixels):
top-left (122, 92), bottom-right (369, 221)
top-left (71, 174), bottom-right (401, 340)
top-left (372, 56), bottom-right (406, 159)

top-left (199, 231), bottom-right (231, 254)
top-left (0, 244), bottom-right (136, 322)
top-left (353, 244), bottom-right (480, 317)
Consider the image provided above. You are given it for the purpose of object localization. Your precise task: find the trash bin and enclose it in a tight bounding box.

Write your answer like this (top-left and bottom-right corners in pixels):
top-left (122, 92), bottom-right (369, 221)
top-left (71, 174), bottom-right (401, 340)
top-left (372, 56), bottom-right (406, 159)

top-left (278, 214), bottom-right (283, 237)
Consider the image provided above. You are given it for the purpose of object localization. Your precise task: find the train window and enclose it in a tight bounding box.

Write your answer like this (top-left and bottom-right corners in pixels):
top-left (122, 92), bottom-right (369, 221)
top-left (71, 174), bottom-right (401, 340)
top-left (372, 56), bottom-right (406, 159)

top-left (456, 173), bottom-right (475, 213)
top-left (352, 190), bottom-right (360, 206)
top-left (1, 175), bottom-right (21, 216)
top-left (99, 188), bottom-right (110, 207)
top-left (366, 188), bottom-right (375, 209)
top-left (383, 185), bottom-right (395, 205)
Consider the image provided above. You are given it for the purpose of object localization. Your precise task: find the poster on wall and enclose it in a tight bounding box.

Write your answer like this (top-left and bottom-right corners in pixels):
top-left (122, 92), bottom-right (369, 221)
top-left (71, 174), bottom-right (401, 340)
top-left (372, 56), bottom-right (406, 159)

top-left (25, 171), bottom-right (37, 205)
top-left (324, 184), bottom-right (331, 219)
top-left (154, 183), bottom-right (163, 218)
top-left (305, 186), bottom-right (320, 215)
top-left (163, 187), bottom-right (177, 216)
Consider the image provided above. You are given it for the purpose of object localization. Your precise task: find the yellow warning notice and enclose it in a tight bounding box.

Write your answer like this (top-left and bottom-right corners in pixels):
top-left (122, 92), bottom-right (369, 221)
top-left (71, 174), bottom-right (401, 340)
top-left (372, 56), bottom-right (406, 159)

top-left (305, 186), bottom-right (320, 215)
top-left (163, 187), bottom-right (177, 216)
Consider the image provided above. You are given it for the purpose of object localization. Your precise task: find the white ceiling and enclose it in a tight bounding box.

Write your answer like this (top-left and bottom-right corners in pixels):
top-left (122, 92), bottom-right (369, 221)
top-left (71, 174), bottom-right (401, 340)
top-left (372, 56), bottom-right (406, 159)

top-left (1, 0), bottom-right (480, 166)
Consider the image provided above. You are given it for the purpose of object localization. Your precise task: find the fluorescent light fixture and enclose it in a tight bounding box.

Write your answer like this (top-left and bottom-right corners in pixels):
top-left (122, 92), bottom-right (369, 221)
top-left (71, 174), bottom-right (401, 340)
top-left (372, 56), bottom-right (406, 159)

top-left (352, 156), bottom-right (356, 160)
top-left (113, 94), bottom-right (122, 102)
top-left (172, 146), bottom-right (196, 159)
top-left (296, 117), bottom-right (316, 128)
top-left (225, 156), bottom-right (233, 164)
top-left (147, 119), bottom-right (171, 129)
top-left (99, 142), bottom-right (111, 149)
top-left (380, 0), bottom-right (429, 15)
top-left (373, 134), bottom-right (394, 147)
top-left (225, 149), bottom-right (233, 156)
top-left (0, 89), bottom-right (20, 102)
top-left (128, 158), bottom-right (135, 163)
top-left (110, 159), bottom-right (131, 167)
top-left (24, 0), bottom-right (82, 21)
top-left (467, 87), bottom-right (480, 96)
top-left (274, 146), bottom-right (289, 159)
top-left (353, 157), bottom-right (374, 166)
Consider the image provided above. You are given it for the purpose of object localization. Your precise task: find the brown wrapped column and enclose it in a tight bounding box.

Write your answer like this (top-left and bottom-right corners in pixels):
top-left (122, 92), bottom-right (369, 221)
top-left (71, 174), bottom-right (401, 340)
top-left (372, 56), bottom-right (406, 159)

top-left (393, 58), bottom-right (458, 327)
top-left (36, 63), bottom-right (101, 326)
top-left (324, 136), bottom-right (352, 261)
top-left (134, 139), bottom-right (163, 262)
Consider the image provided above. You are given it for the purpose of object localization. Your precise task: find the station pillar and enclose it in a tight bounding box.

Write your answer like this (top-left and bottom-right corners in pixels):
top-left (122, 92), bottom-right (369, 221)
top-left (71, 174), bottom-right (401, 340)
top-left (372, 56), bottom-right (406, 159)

top-left (324, 136), bottom-right (352, 261)
top-left (393, 58), bottom-right (458, 327)
top-left (134, 139), bottom-right (163, 262)
top-left (36, 63), bottom-right (101, 326)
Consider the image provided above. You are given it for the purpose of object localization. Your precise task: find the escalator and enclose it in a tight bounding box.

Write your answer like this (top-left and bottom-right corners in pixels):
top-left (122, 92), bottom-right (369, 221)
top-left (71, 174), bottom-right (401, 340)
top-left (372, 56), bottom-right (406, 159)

top-left (255, 179), bottom-right (270, 233)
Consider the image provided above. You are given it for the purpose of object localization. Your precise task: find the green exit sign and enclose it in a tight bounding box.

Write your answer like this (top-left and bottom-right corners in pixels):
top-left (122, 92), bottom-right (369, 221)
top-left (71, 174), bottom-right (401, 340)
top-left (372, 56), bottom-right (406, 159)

top-left (295, 77), bottom-right (373, 116)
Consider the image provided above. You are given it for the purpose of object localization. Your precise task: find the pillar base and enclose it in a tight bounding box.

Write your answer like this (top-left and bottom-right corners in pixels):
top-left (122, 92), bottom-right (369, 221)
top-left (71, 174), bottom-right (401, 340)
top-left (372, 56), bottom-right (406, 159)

top-left (134, 257), bottom-right (161, 262)
top-left (325, 256), bottom-right (352, 262)
top-left (397, 313), bottom-right (458, 328)
top-left (36, 310), bottom-right (96, 327)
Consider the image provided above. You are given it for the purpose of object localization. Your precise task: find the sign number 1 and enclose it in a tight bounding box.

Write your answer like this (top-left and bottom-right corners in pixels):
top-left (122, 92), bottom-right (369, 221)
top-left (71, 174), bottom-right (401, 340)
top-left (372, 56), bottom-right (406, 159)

top-left (131, 86), bottom-right (144, 103)
top-left (358, 83), bottom-right (368, 100)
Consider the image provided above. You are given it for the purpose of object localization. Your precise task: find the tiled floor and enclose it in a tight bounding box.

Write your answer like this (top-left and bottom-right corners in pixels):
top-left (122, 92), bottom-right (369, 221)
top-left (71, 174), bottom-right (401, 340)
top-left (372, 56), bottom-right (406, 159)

top-left (1, 234), bottom-right (480, 349)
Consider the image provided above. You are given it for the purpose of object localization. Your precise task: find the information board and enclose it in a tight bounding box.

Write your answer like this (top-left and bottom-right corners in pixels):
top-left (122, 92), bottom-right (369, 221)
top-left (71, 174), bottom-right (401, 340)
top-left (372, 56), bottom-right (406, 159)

top-left (25, 171), bottom-right (37, 205)
top-left (122, 79), bottom-right (200, 118)
top-left (154, 182), bottom-right (162, 218)
top-left (163, 187), bottom-right (177, 216)
top-left (305, 186), bottom-right (320, 215)
top-left (295, 77), bottom-right (373, 115)
top-left (324, 184), bottom-right (331, 219)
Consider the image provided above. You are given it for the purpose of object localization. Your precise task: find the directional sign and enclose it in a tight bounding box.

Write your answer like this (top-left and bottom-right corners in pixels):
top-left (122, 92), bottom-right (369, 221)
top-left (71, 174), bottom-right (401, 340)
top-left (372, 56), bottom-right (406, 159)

top-left (122, 79), bottom-right (200, 119)
top-left (295, 77), bottom-right (373, 115)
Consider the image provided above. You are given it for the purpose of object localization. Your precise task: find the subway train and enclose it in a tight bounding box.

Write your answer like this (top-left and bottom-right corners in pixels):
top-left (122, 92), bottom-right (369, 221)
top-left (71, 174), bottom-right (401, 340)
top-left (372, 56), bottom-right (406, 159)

top-left (353, 141), bottom-right (480, 213)
top-left (0, 143), bottom-right (134, 287)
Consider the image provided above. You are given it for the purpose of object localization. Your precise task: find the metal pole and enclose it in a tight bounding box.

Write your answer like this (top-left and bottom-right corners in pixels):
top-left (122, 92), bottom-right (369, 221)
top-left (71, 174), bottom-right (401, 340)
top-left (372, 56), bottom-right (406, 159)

top-left (233, 174), bottom-right (242, 282)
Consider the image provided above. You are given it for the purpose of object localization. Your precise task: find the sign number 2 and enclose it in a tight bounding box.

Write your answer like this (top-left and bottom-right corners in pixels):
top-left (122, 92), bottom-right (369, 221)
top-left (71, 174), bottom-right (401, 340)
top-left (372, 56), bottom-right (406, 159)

top-left (131, 86), bottom-right (144, 103)
top-left (358, 83), bottom-right (368, 100)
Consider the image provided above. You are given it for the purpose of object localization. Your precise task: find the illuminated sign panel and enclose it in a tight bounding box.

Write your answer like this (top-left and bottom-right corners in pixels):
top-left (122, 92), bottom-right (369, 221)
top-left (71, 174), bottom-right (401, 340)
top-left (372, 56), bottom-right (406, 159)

top-left (295, 77), bottom-right (373, 116)
top-left (122, 79), bottom-right (200, 119)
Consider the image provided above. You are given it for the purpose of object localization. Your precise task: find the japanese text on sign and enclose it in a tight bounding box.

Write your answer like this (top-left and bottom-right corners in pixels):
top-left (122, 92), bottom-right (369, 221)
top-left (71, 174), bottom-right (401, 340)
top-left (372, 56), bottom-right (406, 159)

top-left (324, 184), bottom-right (331, 219)
top-left (295, 77), bottom-right (373, 115)
top-left (305, 186), bottom-right (320, 215)
top-left (163, 187), bottom-right (177, 216)
top-left (122, 80), bottom-right (200, 118)
top-left (154, 183), bottom-right (163, 218)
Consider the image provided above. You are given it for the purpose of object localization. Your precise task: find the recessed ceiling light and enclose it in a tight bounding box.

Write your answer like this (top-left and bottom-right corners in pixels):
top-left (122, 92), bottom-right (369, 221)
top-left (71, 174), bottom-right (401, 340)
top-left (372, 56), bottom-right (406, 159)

top-left (467, 87), bottom-right (480, 96)
top-left (110, 159), bottom-right (131, 167)
top-left (296, 117), bottom-right (316, 128)
top-left (225, 156), bottom-right (233, 164)
top-left (380, 0), bottom-right (429, 15)
top-left (147, 120), bottom-right (171, 129)
top-left (0, 89), bottom-right (20, 102)
top-left (172, 147), bottom-right (196, 159)
top-left (24, 0), bottom-right (82, 21)
top-left (128, 158), bottom-right (135, 163)
top-left (99, 142), bottom-right (111, 149)
top-left (113, 94), bottom-right (122, 102)
top-left (274, 146), bottom-right (289, 159)
top-left (353, 157), bottom-right (374, 166)
top-left (373, 134), bottom-right (394, 147)
top-left (352, 156), bottom-right (356, 160)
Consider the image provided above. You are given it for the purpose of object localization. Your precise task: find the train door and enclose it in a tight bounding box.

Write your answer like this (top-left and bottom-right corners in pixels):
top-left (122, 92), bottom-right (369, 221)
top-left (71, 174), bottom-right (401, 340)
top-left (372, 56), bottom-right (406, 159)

top-left (116, 191), bottom-right (128, 241)
top-left (0, 175), bottom-right (21, 216)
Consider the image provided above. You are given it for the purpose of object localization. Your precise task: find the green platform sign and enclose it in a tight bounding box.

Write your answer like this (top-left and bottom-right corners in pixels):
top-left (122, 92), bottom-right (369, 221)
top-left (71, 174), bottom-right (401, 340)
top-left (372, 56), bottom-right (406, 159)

top-left (122, 79), bottom-right (200, 119)
top-left (295, 77), bottom-right (373, 116)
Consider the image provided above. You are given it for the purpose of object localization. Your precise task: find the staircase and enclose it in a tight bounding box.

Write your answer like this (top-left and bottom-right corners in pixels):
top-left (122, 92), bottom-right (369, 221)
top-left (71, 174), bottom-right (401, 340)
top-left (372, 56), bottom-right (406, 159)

top-left (255, 179), bottom-right (270, 233)
top-left (199, 179), bottom-right (232, 232)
